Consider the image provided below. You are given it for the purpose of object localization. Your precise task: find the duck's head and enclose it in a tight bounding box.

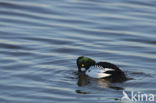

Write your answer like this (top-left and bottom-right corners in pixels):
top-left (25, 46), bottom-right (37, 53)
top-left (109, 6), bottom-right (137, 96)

top-left (77, 56), bottom-right (96, 72)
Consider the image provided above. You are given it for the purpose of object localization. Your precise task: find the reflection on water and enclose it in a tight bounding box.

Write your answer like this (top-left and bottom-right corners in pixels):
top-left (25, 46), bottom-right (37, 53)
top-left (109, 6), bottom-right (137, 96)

top-left (0, 0), bottom-right (156, 103)
top-left (77, 72), bottom-right (90, 87)
top-left (77, 72), bottom-right (123, 91)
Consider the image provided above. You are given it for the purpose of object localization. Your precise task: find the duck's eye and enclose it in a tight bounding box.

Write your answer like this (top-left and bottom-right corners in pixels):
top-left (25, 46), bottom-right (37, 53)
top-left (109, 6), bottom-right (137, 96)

top-left (81, 64), bottom-right (85, 67)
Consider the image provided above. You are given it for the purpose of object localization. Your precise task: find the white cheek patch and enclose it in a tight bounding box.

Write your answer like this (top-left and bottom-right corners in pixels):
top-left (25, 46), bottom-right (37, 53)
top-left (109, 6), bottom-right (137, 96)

top-left (81, 68), bottom-right (86, 71)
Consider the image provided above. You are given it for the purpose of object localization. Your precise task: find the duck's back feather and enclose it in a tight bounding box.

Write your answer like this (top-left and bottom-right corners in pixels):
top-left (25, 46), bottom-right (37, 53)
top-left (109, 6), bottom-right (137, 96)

top-left (96, 62), bottom-right (121, 71)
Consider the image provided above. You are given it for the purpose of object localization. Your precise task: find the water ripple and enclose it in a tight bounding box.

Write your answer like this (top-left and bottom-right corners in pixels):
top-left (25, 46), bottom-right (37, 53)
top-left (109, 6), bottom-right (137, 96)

top-left (0, 0), bottom-right (156, 103)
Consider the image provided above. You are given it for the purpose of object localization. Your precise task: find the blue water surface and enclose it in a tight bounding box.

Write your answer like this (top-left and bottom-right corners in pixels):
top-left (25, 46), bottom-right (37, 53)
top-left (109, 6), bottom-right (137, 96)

top-left (0, 0), bottom-right (156, 103)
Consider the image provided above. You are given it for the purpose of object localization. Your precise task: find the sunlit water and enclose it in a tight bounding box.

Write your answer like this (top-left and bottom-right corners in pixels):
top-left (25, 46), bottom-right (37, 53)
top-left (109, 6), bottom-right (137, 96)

top-left (0, 0), bottom-right (156, 103)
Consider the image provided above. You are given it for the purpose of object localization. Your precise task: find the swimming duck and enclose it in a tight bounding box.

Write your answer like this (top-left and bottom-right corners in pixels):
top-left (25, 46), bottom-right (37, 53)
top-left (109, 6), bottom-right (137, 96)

top-left (77, 56), bottom-right (127, 82)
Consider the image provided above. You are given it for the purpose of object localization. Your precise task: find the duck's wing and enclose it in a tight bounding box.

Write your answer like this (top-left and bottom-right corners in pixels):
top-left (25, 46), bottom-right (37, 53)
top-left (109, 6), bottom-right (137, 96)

top-left (96, 62), bottom-right (121, 71)
top-left (95, 62), bottom-right (127, 82)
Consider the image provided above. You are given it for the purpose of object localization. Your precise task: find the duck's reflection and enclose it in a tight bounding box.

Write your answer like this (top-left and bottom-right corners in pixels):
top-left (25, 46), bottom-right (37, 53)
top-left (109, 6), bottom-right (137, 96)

top-left (77, 72), bottom-right (90, 86)
top-left (77, 72), bottom-right (123, 90)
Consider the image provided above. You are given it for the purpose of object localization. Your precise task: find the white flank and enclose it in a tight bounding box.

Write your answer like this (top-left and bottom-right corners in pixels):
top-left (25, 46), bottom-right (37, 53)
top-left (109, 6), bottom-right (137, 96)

top-left (85, 66), bottom-right (114, 78)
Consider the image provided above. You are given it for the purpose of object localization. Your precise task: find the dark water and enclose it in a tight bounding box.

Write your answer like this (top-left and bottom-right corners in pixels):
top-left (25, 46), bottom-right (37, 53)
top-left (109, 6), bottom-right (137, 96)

top-left (0, 0), bottom-right (156, 103)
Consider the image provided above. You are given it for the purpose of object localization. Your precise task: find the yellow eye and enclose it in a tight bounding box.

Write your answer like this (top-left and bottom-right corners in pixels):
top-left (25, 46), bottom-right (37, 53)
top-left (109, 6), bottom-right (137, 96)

top-left (81, 64), bottom-right (85, 67)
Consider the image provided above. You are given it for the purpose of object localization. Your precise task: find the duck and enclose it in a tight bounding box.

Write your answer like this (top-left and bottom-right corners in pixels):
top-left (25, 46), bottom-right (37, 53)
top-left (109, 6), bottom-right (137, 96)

top-left (76, 56), bottom-right (127, 82)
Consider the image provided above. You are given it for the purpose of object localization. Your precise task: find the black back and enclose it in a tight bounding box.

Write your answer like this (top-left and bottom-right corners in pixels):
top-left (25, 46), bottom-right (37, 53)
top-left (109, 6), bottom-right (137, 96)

top-left (96, 62), bottom-right (121, 71)
top-left (96, 62), bottom-right (127, 82)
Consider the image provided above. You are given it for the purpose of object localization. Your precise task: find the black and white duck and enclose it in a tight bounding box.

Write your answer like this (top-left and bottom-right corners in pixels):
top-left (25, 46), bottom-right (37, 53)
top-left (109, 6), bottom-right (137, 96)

top-left (76, 56), bottom-right (127, 82)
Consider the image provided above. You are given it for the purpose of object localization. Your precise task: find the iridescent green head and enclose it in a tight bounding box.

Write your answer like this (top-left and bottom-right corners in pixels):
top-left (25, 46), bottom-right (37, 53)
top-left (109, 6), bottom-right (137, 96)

top-left (77, 56), bottom-right (96, 72)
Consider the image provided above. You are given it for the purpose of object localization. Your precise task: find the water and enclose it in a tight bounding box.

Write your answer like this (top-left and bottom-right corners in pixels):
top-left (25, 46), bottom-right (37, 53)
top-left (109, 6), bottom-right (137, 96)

top-left (0, 0), bottom-right (156, 103)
